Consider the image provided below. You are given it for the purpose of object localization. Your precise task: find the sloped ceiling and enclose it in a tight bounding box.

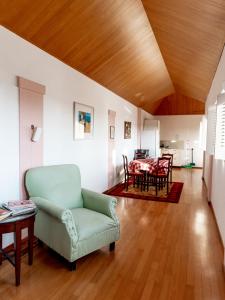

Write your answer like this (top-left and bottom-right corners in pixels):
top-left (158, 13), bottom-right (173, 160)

top-left (0, 0), bottom-right (225, 115)
top-left (153, 92), bottom-right (205, 115)
top-left (142, 0), bottom-right (225, 101)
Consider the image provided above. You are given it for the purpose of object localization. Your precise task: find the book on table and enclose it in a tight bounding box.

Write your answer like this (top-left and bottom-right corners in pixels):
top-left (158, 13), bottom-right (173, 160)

top-left (0, 208), bottom-right (12, 221)
top-left (2, 200), bottom-right (36, 216)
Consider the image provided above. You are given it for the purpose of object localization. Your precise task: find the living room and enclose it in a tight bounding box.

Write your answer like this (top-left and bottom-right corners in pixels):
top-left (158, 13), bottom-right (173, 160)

top-left (0, 1), bottom-right (225, 299)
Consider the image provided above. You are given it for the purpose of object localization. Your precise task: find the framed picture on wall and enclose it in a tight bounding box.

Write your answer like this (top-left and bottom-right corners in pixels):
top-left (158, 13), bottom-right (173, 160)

top-left (110, 126), bottom-right (115, 139)
top-left (73, 102), bottom-right (94, 139)
top-left (124, 121), bottom-right (131, 139)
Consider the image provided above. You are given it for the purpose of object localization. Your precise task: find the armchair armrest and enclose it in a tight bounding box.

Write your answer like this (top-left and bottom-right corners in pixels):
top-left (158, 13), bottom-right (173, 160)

top-left (30, 197), bottom-right (67, 221)
top-left (30, 197), bottom-right (79, 246)
top-left (82, 189), bottom-right (119, 224)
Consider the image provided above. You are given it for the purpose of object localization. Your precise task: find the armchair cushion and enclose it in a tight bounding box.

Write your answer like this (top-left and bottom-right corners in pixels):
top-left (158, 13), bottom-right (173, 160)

top-left (71, 208), bottom-right (116, 240)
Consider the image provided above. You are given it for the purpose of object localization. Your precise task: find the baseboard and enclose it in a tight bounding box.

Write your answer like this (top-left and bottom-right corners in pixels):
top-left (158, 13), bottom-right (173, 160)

top-left (172, 166), bottom-right (203, 169)
top-left (103, 182), bottom-right (123, 194)
top-left (208, 202), bottom-right (225, 275)
top-left (174, 166), bottom-right (203, 169)
top-left (208, 202), bottom-right (224, 251)
top-left (202, 177), bottom-right (210, 202)
top-left (2, 236), bottom-right (38, 259)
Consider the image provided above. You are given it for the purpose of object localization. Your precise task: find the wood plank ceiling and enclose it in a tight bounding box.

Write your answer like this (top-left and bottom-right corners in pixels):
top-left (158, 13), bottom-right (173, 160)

top-left (0, 0), bottom-right (225, 115)
top-left (142, 0), bottom-right (225, 105)
top-left (0, 0), bottom-right (174, 110)
top-left (153, 92), bottom-right (205, 115)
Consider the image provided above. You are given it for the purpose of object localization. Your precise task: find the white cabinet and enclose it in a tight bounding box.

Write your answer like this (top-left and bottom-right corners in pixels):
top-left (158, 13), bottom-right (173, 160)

top-left (161, 148), bottom-right (185, 166)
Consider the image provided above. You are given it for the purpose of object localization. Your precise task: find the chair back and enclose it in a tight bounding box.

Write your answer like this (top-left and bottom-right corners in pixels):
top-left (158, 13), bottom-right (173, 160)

top-left (25, 164), bottom-right (83, 209)
top-left (134, 149), bottom-right (149, 159)
top-left (162, 153), bottom-right (173, 166)
top-left (122, 155), bottom-right (129, 174)
top-left (156, 157), bottom-right (171, 176)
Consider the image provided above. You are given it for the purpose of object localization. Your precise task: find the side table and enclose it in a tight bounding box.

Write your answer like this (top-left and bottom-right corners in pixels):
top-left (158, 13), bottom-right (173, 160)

top-left (0, 210), bottom-right (36, 286)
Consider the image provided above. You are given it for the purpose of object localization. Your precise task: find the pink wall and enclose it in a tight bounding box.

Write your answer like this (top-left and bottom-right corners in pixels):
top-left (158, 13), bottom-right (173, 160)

top-left (137, 108), bottom-right (141, 149)
top-left (18, 77), bottom-right (45, 198)
top-left (108, 110), bottom-right (116, 188)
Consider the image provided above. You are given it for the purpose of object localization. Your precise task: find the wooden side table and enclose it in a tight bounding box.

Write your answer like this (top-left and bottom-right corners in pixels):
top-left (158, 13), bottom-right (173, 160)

top-left (0, 211), bottom-right (36, 286)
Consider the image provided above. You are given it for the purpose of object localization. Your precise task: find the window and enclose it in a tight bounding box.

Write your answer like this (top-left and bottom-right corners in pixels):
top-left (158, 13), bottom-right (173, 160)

top-left (215, 93), bottom-right (225, 160)
top-left (199, 116), bottom-right (207, 151)
top-left (206, 105), bottom-right (217, 155)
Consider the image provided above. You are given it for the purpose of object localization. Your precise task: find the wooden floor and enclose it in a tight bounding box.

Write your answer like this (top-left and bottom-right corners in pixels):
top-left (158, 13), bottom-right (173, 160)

top-left (0, 169), bottom-right (225, 299)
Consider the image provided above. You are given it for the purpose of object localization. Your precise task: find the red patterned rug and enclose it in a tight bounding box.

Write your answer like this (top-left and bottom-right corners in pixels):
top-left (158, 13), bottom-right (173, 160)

top-left (104, 181), bottom-right (183, 203)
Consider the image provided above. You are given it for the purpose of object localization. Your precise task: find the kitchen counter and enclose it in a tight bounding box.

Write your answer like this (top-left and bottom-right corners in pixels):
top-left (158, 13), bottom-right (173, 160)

top-left (160, 148), bottom-right (185, 166)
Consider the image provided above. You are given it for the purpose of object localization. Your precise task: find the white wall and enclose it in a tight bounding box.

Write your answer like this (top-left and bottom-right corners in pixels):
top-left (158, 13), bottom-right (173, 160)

top-left (0, 82), bottom-right (20, 201)
top-left (139, 108), bottom-right (155, 150)
top-left (157, 115), bottom-right (203, 167)
top-left (0, 26), bottom-right (140, 198)
top-left (0, 26), bottom-right (143, 245)
top-left (141, 120), bottom-right (160, 158)
top-left (140, 109), bottom-right (154, 126)
top-left (205, 46), bottom-right (225, 249)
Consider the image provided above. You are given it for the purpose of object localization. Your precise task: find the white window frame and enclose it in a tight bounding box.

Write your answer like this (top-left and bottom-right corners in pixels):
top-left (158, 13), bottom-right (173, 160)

top-left (215, 93), bottom-right (225, 160)
top-left (199, 116), bottom-right (207, 151)
top-left (206, 104), bottom-right (217, 155)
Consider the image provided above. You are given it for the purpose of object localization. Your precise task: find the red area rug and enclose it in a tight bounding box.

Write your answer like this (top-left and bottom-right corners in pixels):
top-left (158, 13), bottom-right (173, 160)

top-left (104, 182), bottom-right (183, 203)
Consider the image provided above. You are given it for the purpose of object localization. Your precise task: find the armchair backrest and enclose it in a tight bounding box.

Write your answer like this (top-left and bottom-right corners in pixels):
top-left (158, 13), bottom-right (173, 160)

top-left (25, 164), bottom-right (83, 209)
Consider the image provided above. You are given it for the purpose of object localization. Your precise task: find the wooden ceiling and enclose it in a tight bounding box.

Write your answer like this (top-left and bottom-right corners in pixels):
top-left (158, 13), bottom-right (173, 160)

top-left (142, 0), bottom-right (225, 101)
top-left (152, 93), bottom-right (205, 115)
top-left (0, 0), bottom-right (225, 115)
top-left (0, 0), bottom-right (174, 109)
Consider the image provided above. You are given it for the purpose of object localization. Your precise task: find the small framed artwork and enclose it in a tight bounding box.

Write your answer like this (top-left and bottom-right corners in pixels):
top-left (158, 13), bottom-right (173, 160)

top-left (110, 126), bottom-right (115, 139)
top-left (124, 121), bottom-right (131, 139)
top-left (74, 102), bottom-right (94, 139)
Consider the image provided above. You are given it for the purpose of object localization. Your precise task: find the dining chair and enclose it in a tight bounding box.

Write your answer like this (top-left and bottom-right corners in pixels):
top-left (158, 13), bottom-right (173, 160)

top-left (133, 149), bottom-right (149, 160)
top-left (122, 155), bottom-right (144, 191)
top-left (162, 153), bottom-right (173, 183)
top-left (149, 157), bottom-right (171, 196)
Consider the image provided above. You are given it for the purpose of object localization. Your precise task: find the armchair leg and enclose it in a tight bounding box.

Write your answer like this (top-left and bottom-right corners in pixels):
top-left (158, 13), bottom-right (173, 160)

top-left (109, 242), bottom-right (115, 252)
top-left (69, 261), bottom-right (76, 271)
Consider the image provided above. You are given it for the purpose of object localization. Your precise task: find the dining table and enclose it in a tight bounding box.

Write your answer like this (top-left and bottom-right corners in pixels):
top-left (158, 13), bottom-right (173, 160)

top-left (128, 158), bottom-right (169, 174)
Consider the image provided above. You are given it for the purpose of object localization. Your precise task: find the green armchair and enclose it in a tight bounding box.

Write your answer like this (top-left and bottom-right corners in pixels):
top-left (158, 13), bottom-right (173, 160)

top-left (25, 164), bottom-right (120, 270)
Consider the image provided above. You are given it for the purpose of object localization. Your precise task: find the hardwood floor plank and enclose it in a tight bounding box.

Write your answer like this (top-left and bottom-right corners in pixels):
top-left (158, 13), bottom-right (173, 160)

top-left (0, 169), bottom-right (224, 299)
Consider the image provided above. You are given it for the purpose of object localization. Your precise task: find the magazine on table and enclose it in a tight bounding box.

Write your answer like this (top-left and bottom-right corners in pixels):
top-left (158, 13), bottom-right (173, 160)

top-left (2, 200), bottom-right (36, 216)
top-left (0, 208), bottom-right (12, 221)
